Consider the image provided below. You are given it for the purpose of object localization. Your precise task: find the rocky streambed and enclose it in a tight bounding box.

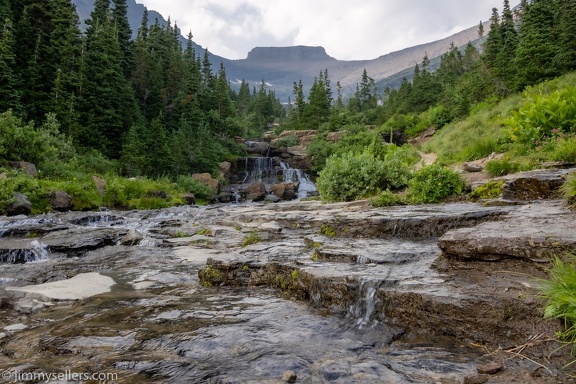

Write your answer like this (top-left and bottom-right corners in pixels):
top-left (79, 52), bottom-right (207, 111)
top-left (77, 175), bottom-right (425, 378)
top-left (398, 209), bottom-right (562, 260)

top-left (1, 185), bottom-right (576, 382)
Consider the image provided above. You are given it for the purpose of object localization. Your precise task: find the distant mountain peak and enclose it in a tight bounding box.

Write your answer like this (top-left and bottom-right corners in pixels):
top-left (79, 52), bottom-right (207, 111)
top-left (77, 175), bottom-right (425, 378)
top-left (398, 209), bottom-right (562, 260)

top-left (246, 46), bottom-right (335, 62)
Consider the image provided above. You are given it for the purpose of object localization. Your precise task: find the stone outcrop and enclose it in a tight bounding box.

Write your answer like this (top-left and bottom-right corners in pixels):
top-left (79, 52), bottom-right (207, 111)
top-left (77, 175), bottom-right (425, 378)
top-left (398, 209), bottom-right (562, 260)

top-left (9, 161), bottom-right (37, 177)
top-left (243, 181), bottom-right (266, 202)
top-left (50, 190), bottom-right (72, 211)
top-left (191, 173), bottom-right (219, 190)
top-left (269, 182), bottom-right (298, 201)
top-left (498, 168), bottom-right (575, 201)
top-left (7, 192), bottom-right (32, 216)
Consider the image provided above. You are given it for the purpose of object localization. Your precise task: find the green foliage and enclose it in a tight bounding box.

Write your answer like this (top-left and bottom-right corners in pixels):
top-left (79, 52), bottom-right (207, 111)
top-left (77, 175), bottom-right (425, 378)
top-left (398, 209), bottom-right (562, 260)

top-left (468, 181), bottom-right (504, 201)
top-left (318, 224), bottom-right (337, 237)
top-left (505, 85), bottom-right (576, 147)
top-left (407, 164), bottom-right (465, 204)
top-left (242, 230), bottom-right (261, 247)
top-left (316, 148), bottom-right (411, 203)
top-left (562, 173), bottom-right (576, 207)
top-left (175, 175), bottom-right (216, 202)
top-left (485, 158), bottom-right (523, 177)
top-left (370, 189), bottom-right (406, 207)
top-left (275, 135), bottom-right (298, 148)
top-left (540, 253), bottom-right (576, 357)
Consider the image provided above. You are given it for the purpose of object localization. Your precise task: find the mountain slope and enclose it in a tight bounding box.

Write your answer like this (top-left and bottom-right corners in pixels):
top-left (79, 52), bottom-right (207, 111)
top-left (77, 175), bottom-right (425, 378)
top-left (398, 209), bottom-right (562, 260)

top-left (71, 0), bottom-right (488, 102)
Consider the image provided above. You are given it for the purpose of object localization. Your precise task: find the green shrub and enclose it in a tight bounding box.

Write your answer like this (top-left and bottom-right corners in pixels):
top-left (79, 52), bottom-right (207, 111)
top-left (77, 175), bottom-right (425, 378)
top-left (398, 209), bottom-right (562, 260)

top-left (540, 253), bottom-right (576, 359)
top-left (505, 85), bottom-right (576, 147)
top-left (316, 148), bottom-right (411, 203)
top-left (468, 181), bottom-right (504, 201)
top-left (562, 173), bottom-right (576, 207)
top-left (370, 189), bottom-right (406, 207)
top-left (485, 158), bottom-right (523, 177)
top-left (242, 230), bottom-right (260, 247)
top-left (275, 135), bottom-right (298, 148)
top-left (408, 164), bottom-right (465, 204)
top-left (175, 175), bottom-right (215, 202)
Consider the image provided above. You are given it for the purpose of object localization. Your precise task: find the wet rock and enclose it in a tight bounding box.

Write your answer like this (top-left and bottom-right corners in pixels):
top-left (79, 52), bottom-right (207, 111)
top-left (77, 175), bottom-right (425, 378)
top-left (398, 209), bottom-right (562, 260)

top-left (439, 201), bottom-right (576, 262)
top-left (281, 370), bottom-right (297, 383)
top-left (244, 181), bottom-right (267, 202)
top-left (7, 192), bottom-right (32, 216)
top-left (463, 375), bottom-right (489, 384)
top-left (50, 190), bottom-right (72, 211)
top-left (270, 182), bottom-right (297, 200)
top-left (9, 161), bottom-right (37, 176)
top-left (5, 272), bottom-right (115, 301)
top-left (120, 229), bottom-right (144, 246)
top-left (477, 362), bottom-right (503, 374)
top-left (4, 323), bottom-right (28, 332)
top-left (246, 141), bottom-right (270, 155)
top-left (42, 227), bottom-right (125, 257)
top-left (499, 168), bottom-right (575, 201)
top-left (265, 194), bottom-right (282, 203)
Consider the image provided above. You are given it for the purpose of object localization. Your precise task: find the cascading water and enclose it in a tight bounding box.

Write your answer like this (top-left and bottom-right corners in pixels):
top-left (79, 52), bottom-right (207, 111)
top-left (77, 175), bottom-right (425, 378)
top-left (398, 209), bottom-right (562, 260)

top-left (0, 240), bottom-right (51, 264)
top-left (349, 280), bottom-right (381, 330)
top-left (241, 157), bottom-right (275, 184)
top-left (280, 161), bottom-right (317, 199)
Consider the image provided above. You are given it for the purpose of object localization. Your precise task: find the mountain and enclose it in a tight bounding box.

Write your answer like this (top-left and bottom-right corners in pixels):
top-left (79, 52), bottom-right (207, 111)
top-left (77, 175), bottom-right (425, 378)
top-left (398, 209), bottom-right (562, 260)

top-left (71, 0), bottom-right (489, 102)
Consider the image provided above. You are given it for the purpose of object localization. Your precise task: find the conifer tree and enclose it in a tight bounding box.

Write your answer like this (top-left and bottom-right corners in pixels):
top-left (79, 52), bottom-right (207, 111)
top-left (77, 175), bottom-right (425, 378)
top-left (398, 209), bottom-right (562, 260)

top-left (112, 0), bottom-right (134, 79)
top-left (0, 18), bottom-right (20, 113)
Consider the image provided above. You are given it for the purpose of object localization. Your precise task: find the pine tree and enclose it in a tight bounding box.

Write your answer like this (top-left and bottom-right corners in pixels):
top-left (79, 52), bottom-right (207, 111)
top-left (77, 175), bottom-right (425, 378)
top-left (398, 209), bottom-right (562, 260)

top-left (483, 8), bottom-right (501, 70)
top-left (495, 0), bottom-right (518, 90)
top-left (514, 0), bottom-right (560, 89)
top-left (0, 18), bottom-right (20, 113)
top-left (112, 0), bottom-right (134, 79)
top-left (555, 0), bottom-right (576, 72)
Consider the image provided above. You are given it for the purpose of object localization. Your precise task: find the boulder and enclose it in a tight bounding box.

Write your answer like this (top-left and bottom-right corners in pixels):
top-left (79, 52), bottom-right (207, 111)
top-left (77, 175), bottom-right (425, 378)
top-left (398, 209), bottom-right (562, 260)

top-left (120, 229), bottom-right (144, 246)
top-left (181, 193), bottom-right (196, 205)
top-left (219, 161), bottom-right (232, 179)
top-left (50, 190), bottom-right (72, 211)
top-left (245, 141), bottom-right (270, 155)
top-left (264, 194), bottom-right (282, 203)
top-left (462, 162), bottom-right (484, 172)
top-left (244, 182), bottom-right (266, 202)
top-left (7, 193), bottom-right (32, 216)
top-left (9, 161), bottom-right (37, 177)
top-left (192, 173), bottom-right (219, 190)
top-left (327, 131), bottom-right (345, 142)
top-left (270, 182), bottom-right (298, 200)
top-left (499, 168), bottom-right (575, 200)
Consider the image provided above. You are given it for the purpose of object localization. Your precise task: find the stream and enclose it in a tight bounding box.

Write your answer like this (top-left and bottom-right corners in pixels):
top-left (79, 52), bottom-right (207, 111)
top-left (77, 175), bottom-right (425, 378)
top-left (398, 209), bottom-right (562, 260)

top-left (0, 201), bottom-right (554, 383)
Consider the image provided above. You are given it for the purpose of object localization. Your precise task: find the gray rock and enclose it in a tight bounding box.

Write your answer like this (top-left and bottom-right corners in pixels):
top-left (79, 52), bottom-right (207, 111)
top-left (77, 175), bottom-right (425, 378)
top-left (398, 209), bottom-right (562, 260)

top-left (244, 181), bottom-right (267, 202)
top-left (4, 323), bottom-right (28, 332)
top-left (462, 162), bottom-right (483, 172)
top-left (281, 370), bottom-right (297, 383)
top-left (7, 192), bottom-right (32, 216)
top-left (499, 168), bottom-right (576, 201)
top-left (50, 190), bottom-right (73, 211)
top-left (9, 161), bottom-right (37, 176)
top-left (264, 194), bottom-right (282, 203)
top-left (120, 229), bottom-right (144, 246)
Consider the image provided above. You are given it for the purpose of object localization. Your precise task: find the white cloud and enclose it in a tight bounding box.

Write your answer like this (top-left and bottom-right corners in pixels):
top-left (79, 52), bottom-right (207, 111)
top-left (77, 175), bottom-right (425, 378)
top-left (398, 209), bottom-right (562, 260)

top-left (138, 0), bottom-right (520, 60)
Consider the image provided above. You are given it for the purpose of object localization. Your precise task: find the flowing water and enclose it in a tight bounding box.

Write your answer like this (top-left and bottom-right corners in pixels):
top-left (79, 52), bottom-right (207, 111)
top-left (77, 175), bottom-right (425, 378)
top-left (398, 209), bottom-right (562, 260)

top-left (0, 203), bottom-right (533, 383)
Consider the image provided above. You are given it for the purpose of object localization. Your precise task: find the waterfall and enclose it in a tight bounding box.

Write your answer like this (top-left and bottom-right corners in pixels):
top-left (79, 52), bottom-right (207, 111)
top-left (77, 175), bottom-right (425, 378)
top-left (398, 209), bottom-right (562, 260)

top-left (349, 280), bottom-right (381, 329)
top-left (0, 240), bottom-right (51, 264)
top-left (241, 157), bottom-right (275, 184)
top-left (280, 161), bottom-right (317, 198)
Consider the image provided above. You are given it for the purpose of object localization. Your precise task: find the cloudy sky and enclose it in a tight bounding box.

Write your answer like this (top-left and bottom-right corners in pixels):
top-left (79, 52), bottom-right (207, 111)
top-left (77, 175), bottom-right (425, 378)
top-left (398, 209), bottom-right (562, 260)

top-left (138, 0), bottom-right (520, 61)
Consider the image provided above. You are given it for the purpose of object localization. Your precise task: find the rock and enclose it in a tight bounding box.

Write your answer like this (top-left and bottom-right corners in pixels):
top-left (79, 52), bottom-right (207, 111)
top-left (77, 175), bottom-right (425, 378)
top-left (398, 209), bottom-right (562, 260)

top-left (463, 162), bottom-right (484, 172)
top-left (219, 161), bottom-right (232, 179)
top-left (9, 161), bottom-right (37, 176)
top-left (4, 323), bottom-right (28, 332)
top-left (264, 194), bottom-right (282, 203)
top-left (244, 182), bottom-right (267, 202)
top-left (439, 202), bottom-right (576, 262)
top-left (120, 229), bottom-right (144, 246)
top-left (192, 173), bottom-right (219, 190)
top-left (259, 221), bottom-right (282, 232)
top-left (7, 192), bottom-right (32, 216)
top-left (50, 190), bottom-right (72, 211)
top-left (92, 176), bottom-right (107, 195)
top-left (270, 182), bottom-right (297, 200)
top-left (281, 370), bottom-right (297, 383)
top-left (5, 272), bottom-right (115, 301)
top-left (245, 141), bottom-right (270, 155)
top-left (278, 129), bottom-right (317, 145)
top-left (499, 168), bottom-right (575, 201)
top-left (181, 193), bottom-right (196, 205)
top-left (0, 332), bottom-right (6, 339)
top-left (477, 362), bottom-right (503, 375)
top-left (463, 375), bottom-right (489, 384)
top-left (381, 129), bottom-right (407, 145)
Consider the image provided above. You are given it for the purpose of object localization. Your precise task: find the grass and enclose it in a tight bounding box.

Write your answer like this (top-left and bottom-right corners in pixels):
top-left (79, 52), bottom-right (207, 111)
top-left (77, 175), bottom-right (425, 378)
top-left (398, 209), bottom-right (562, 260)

top-left (241, 230), bottom-right (261, 247)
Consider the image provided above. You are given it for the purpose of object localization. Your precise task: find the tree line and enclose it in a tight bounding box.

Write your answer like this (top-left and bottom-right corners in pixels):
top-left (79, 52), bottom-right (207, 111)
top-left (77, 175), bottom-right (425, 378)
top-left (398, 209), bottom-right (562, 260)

top-left (0, 0), bottom-right (285, 177)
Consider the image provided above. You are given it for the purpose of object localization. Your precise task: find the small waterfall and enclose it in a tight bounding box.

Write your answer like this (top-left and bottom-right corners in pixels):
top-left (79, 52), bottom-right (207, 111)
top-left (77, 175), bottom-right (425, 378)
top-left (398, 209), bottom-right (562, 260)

top-left (349, 280), bottom-right (381, 329)
top-left (280, 162), bottom-right (317, 198)
top-left (70, 214), bottom-right (122, 227)
top-left (241, 157), bottom-right (275, 184)
top-left (0, 240), bottom-right (51, 264)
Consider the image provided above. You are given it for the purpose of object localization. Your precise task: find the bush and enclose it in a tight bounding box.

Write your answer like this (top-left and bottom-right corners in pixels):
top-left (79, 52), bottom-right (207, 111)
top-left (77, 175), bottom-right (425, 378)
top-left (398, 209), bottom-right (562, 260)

top-left (316, 148), bottom-right (411, 203)
top-left (540, 253), bottom-right (576, 357)
top-left (175, 175), bottom-right (216, 202)
top-left (408, 164), bottom-right (465, 204)
top-left (370, 189), bottom-right (406, 207)
top-left (468, 181), bottom-right (504, 201)
top-left (562, 173), bottom-right (576, 207)
top-left (275, 135), bottom-right (298, 148)
top-left (485, 158), bottom-right (523, 177)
